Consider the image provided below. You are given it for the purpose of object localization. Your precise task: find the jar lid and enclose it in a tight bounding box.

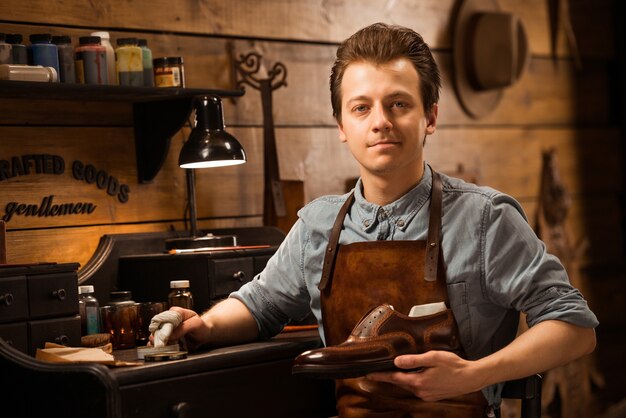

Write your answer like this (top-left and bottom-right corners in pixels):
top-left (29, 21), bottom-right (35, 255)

top-left (29, 33), bottom-right (52, 44)
top-left (79, 36), bottom-right (101, 45)
top-left (0, 33), bottom-right (5, 42)
top-left (78, 285), bottom-right (95, 294)
top-left (117, 37), bottom-right (139, 46)
top-left (137, 38), bottom-right (148, 47)
top-left (5, 34), bottom-right (23, 44)
top-left (110, 290), bottom-right (133, 301)
top-left (52, 35), bottom-right (72, 45)
top-left (170, 280), bottom-right (190, 288)
top-left (90, 31), bottom-right (110, 40)
top-left (153, 56), bottom-right (183, 66)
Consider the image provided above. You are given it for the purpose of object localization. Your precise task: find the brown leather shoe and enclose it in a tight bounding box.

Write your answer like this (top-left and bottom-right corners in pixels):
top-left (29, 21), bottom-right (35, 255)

top-left (292, 304), bottom-right (462, 379)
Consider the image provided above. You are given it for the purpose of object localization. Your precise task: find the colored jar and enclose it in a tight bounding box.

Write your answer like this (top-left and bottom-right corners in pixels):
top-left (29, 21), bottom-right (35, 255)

top-left (52, 35), bottom-right (76, 84)
top-left (153, 56), bottom-right (185, 88)
top-left (5, 34), bottom-right (27, 65)
top-left (75, 36), bottom-right (108, 85)
top-left (0, 33), bottom-right (13, 64)
top-left (91, 31), bottom-right (116, 85)
top-left (29, 33), bottom-right (60, 77)
top-left (137, 39), bottom-right (154, 87)
top-left (115, 37), bottom-right (143, 87)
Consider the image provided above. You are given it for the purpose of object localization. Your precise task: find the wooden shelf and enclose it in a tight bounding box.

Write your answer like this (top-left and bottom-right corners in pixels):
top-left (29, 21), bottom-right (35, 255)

top-left (0, 80), bottom-right (245, 183)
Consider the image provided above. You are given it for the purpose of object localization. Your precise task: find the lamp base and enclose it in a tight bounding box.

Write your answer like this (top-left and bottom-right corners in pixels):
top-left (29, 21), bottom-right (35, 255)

top-left (165, 233), bottom-right (238, 250)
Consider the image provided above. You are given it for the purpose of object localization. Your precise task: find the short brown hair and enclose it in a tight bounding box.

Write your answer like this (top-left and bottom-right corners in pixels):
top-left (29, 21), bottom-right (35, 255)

top-left (330, 23), bottom-right (441, 121)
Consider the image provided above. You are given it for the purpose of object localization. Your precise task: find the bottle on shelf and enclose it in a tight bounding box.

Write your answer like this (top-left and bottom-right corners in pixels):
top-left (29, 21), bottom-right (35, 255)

top-left (153, 56), bottom-right (185, 88)
top-left (0, 64), bottom-right (57, 82)
top-left (28, 33), bottom-right (60, 78)
top-left (0, 33), bottom-right (13, 64)
top-left (75, 36), bottom-right (108, 85)
top-left (90, 31), bottom-right (116, 85)
top-left (115, 37), bottom-right (143, 87)
top-left (6, 34), bottom-right (27, 65)
top-left (78, 285), bottom-right (101, 335)
top-left (168, 280), bottom-right (194, 309)
top-left (52, 35), bottom-right (76, 84)
top-left (137, 38), bottom-right (154, 87)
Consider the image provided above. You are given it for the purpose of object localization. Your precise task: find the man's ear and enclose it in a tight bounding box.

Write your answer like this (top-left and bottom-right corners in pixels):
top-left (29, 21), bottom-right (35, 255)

top-left (425, 103), bottom-right (438, 135)
top-left (337, 119), bottom-right (347, 143)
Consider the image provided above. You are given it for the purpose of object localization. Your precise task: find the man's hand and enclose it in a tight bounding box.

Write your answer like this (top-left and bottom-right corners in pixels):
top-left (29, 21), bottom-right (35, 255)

top-left (167, 306), bottom-right (212, 351)
top-left (366, 351), bottom-right (483, 401)
top-left (148, 298), bottom-right (260, 351)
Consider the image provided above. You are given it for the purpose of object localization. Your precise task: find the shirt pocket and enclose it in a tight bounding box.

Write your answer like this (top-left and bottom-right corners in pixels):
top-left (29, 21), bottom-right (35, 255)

top-left (447, 281), bottom-right (472, 349)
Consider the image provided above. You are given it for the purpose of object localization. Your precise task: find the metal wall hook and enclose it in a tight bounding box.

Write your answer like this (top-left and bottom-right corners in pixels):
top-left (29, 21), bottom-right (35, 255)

top-left (234, 51), bottom-right (288, 93)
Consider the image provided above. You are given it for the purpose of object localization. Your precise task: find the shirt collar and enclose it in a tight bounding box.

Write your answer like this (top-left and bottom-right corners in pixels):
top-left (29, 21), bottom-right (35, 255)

top-left (353, 164), bottom-right (433, 232)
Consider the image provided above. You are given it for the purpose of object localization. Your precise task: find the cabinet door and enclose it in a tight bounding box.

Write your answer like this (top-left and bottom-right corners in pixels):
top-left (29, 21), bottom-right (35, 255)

top-left (28, 315), bottom-right (81, 355)
top-left (0, 276), bottom-right (28, 323)
top-left (28, 272), bottom-right (79, 319)
top-left (0, 322), bottom-right (28, 354)
top-left (119, 358), bottom-right (336, 418)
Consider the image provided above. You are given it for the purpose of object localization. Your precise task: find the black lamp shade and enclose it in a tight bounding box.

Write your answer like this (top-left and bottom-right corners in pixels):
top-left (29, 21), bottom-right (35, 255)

top-left (179, 95), bottom-right (246, 169)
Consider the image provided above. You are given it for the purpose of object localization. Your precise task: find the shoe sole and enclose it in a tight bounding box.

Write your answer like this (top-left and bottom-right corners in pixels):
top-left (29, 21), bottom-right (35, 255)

top-left (292, 359), bottom-right (397, 379)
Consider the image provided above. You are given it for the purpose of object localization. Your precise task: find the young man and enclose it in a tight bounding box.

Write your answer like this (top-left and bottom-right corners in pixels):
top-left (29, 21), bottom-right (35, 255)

top-left (166, 23), bottom-right (597, 416)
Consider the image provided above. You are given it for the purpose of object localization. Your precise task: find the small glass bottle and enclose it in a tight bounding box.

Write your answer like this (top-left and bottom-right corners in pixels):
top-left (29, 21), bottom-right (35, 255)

top-left (153, 56), bottom-right (185, 88)
top-left (115, 37), bottom-right (143, 87)
top-left (91, 31), bottom-right (116, 85)
top-left (168, 280), bottom-right (194, 309)
top-left (52, 35), bottom-right (76, 84)
top-left (78, 285), bottom-right (101, 335)
top-left (137, 38), bottom-right (154, 87)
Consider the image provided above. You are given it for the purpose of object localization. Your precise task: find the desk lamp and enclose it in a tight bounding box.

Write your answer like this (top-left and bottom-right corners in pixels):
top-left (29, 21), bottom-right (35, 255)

top-left (168, 95), bottom-right (246, 250)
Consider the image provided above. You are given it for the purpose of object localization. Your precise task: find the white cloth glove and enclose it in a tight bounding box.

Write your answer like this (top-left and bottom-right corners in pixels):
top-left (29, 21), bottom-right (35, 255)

top-left (148, 310), bottom-right (183, 348)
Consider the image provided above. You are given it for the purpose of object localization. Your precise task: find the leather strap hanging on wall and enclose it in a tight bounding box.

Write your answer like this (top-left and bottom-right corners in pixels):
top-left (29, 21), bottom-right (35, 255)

top-left (234, 52), bottom-right (304, 233)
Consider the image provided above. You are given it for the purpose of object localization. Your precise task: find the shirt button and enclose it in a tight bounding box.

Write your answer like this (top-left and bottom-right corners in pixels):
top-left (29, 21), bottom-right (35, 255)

top-left (396, 219), bottom-right (405, 227)
top-left (363, 219), bottom-right (371, 227)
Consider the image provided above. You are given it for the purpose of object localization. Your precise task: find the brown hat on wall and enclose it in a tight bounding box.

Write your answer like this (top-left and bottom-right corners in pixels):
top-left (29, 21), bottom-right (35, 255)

top-left (453, 0), bottom-right (530, 118)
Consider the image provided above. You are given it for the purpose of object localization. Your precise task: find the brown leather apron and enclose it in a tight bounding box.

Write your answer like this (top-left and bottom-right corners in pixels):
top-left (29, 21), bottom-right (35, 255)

top-left (318, 171), bottom-right (488, 417)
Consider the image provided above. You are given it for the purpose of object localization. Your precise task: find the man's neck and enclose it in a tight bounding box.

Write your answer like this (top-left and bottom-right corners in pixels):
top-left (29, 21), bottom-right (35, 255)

top-left (361, 165), bottom-right (425, 206)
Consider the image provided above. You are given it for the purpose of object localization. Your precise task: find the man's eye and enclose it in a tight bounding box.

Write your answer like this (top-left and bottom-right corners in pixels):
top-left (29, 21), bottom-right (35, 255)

top-left (353, 105), bottom-right (368, 112)
top-left (392, 101), bottom-right (406, 108)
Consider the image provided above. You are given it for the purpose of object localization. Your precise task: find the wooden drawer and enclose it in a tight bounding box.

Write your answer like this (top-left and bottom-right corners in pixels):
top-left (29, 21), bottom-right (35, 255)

top-left (0, 322), bottom-right (28, 354)
top-left (0, 276), bottom-right (28, 323)
top-left (211, 257), bottom-right (254, 299)
top-left (118, 358), bottom-right (335, 418)
top-left (27, 272), bottom-right (79, 319)
top-left (29, 315), bottom-right (81, 355)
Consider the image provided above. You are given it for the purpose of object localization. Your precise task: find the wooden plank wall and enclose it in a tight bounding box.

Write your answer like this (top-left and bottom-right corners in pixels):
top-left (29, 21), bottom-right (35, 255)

top-left (1, 0), bottom-right (624, 409)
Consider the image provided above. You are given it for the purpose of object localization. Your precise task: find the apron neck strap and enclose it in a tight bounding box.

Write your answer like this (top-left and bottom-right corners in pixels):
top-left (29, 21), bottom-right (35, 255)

top-left (425, 170), bottom-right (443, 282)
top-left (318, 169), bottom-right (443, 291)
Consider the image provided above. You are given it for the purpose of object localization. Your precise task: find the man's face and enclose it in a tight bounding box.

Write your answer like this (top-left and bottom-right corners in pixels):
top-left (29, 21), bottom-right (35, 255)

top-left (337, 57), bottom-right (436, 181)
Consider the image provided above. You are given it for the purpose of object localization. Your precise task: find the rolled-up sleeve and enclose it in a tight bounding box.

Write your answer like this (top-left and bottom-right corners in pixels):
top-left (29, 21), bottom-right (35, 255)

top-left (230, 219), bottom-right (313, 339)
top-left (482, 193), bottom-right (599, 329)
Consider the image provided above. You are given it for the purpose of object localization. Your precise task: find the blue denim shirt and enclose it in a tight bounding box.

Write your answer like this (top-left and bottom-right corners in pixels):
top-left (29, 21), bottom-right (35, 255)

top-left (232, 164), bottom-right (598, 405)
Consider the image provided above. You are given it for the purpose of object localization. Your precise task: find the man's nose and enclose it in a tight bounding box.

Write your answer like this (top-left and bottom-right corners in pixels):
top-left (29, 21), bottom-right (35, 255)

top-left (371, 105), bottom-right (393, 132)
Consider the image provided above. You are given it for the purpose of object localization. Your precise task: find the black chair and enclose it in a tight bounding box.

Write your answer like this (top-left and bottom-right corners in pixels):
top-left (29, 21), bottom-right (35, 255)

top-left (497, 374), bottom-right (542, 418)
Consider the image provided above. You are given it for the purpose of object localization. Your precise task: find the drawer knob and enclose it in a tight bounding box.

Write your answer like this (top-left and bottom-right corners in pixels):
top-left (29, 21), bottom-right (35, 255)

top-left (52, 288), bottom-right (66, 301)
top-left (232, 271), bottom-right (246, 282)
top-left (55, 335), bottom-right (69, 346)
top-left (0, 293), bottom-right (14, 306)
top-left (171, 402), bottom-right (190, 418)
